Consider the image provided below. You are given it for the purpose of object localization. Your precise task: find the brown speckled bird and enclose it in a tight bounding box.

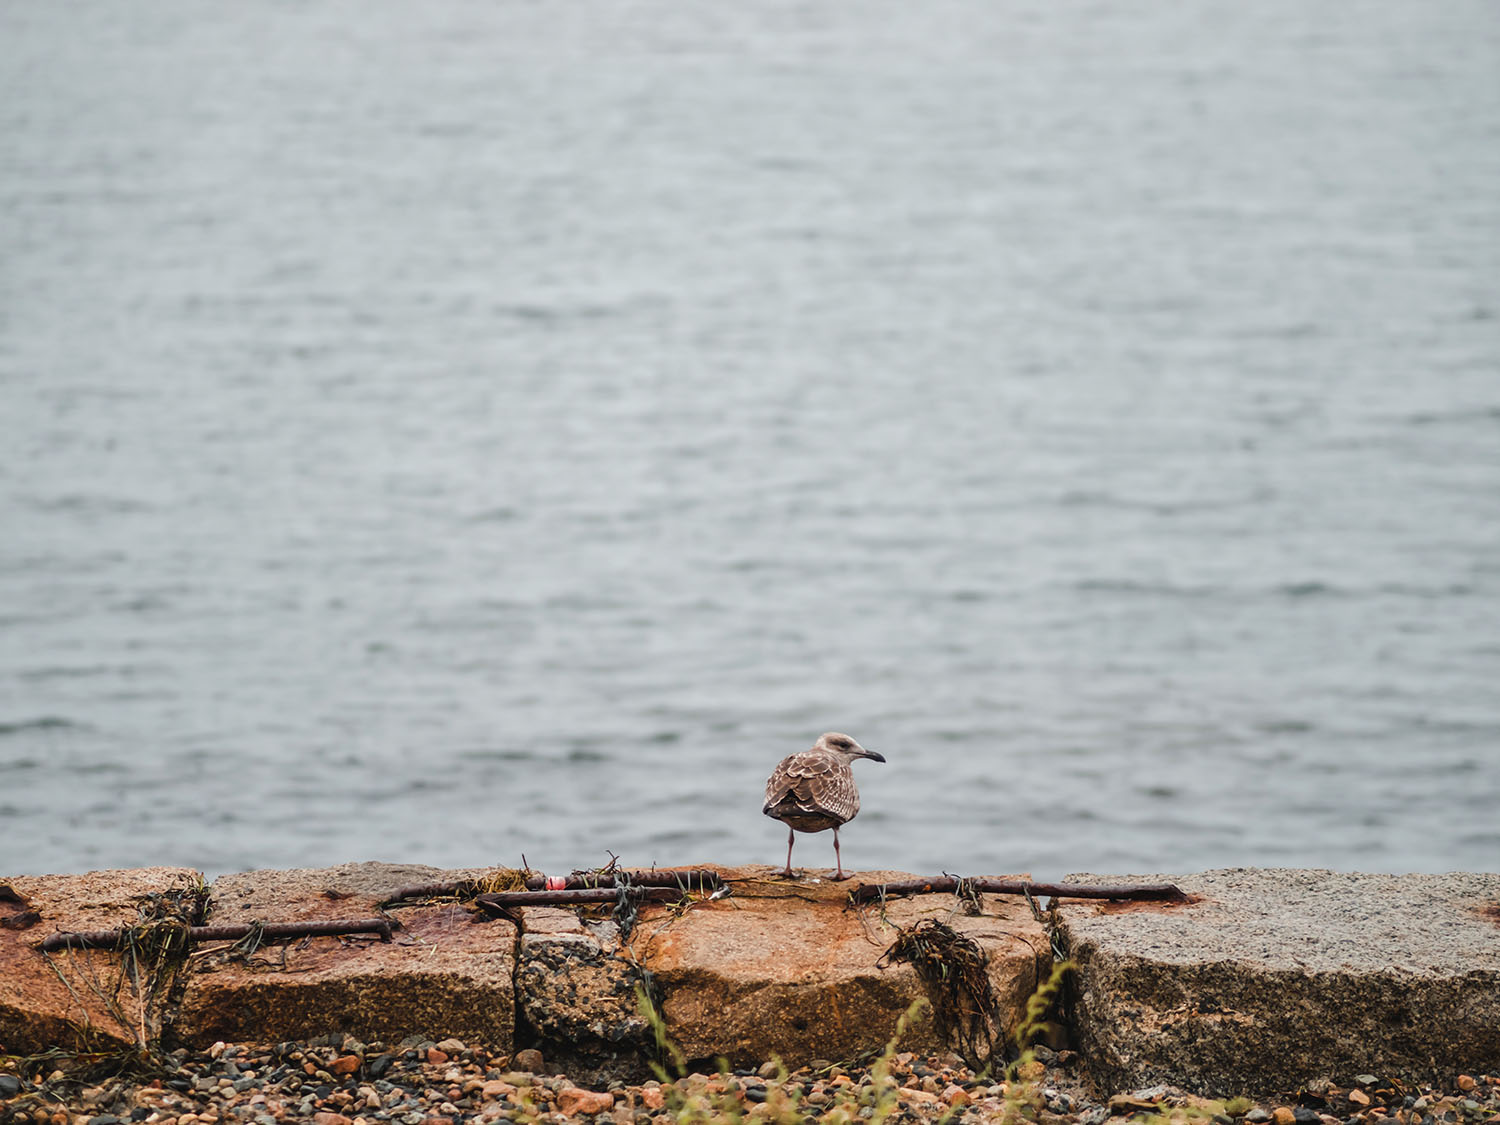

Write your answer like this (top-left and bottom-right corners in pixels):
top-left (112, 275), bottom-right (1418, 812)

top-left (762, 732), bottom-right (886, 880)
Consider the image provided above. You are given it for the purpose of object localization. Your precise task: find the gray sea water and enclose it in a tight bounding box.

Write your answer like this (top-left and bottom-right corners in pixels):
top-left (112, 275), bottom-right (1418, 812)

top-left (3, 1), bottom-right (1498, 883)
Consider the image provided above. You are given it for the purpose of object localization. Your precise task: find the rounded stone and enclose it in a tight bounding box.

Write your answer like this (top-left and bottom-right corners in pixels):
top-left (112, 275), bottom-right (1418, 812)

top-left (511, 1049), bottom-right (545, 1073)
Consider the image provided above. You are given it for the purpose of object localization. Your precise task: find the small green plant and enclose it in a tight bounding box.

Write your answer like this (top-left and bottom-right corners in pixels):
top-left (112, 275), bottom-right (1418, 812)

top-left (633, 987), bottom-right (929, 1124)
top-left (615, 961), bottom-right (1090, 1123)
top-left (997, 958), bottom-right (1077, 1123)
top-left (1132, 1094), bottom-right (1253, 1125)
top-left (867, 999), bottom-right (929, 1125)
top-left (639, 982), bottom-right (689, 1085)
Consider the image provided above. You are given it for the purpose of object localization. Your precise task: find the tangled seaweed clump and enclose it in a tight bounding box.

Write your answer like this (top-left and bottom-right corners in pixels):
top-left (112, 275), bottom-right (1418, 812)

top-left (879, 917), bottom-right (1002, 1068)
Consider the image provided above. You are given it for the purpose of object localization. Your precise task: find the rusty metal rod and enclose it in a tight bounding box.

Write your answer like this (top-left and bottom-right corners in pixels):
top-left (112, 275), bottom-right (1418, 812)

top-left (39, 918), bottom-right (396, 952)
top-left (525, 869), bottom-right (723, 891)
top-left (473, 886), bottom-right (692, 911)
top-left (383, 879), bottom-right (486, 902)
top-left (387, 869), bottom-right (722, 903)
top-left (848, 877), bottom-right (1189, 905)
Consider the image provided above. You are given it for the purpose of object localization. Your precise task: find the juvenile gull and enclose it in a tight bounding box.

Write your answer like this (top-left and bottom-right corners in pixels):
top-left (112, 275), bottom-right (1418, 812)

top-left (762, 732), bottom-right (885, 880)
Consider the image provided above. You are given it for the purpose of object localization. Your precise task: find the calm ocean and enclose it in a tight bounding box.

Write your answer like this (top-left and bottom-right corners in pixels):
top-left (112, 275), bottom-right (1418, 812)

top-left (2, 0), bottom-right (1497, 881)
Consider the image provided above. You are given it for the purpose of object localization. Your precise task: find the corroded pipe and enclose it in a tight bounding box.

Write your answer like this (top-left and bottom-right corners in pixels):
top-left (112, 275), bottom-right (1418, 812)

top-left (38, 918), bottom-right (396, 952)
top-left (848, 877), bottom-right (1189, 906)
top-left (528, 869), bottom-right (722, 892)
top-left (472, 886), bottom-right (692, 913)
top-left (386, 869), bottom-right (722, 904)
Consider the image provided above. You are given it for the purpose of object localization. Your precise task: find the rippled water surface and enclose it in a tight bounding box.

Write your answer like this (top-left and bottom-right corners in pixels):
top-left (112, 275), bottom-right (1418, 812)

top-left (3, 1), bottom-right (1498, 881)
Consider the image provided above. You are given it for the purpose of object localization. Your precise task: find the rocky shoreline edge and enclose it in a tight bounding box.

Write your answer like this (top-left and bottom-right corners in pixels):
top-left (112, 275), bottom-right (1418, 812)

top-left (5, 864), bottom-right (1499, 1110)
top-left (2, 1036), bottom-right (1496, 1125)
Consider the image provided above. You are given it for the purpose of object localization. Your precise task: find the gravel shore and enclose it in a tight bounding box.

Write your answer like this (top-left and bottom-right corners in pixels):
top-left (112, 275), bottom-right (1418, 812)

top-left (2, 1038), bottom-right (1496, 1125)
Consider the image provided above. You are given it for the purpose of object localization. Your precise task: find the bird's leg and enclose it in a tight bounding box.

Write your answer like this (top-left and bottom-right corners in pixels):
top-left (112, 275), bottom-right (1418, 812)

top-left (783, 826), bottom-right (796, 878)
top-left (830, 825), bottom-right (847, 881)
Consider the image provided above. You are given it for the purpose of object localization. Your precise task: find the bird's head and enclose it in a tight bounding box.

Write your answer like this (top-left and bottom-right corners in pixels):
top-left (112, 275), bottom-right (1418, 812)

top-left (815, 732), bottom-right (886, 763)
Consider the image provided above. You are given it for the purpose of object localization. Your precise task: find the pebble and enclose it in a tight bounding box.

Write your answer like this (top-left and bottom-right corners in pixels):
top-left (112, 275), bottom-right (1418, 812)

top-left (330, 1055), bottom-right (362, 1077)
top-left (511, 1049), bottom-right (545, 1073)
top-left (1112, 1093), bottom-right (1169, 1114)
top-left (367, 1054), bottom-right (395, 1079)
top-left (0, 1041), bottom-right (1494, 1125)
top-left (557, 1087), bottom-right (613, 1115)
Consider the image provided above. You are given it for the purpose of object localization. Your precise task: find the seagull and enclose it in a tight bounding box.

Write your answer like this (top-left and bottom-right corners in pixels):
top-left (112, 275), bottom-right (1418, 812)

top-left (763, 732), bottom-right (885, 880)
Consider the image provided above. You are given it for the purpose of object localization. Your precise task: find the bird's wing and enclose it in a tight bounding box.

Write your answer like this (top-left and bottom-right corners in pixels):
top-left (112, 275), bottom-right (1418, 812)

top-left (763, 750), bottom-right (861, 823)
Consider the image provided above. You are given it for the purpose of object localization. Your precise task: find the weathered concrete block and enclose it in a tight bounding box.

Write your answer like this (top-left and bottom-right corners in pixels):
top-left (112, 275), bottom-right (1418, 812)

top-left (631, 865), bottom-right (1050, 1069)
top-left (174, 862), bottom-right (516, 1049)
top-left (516, 907), bottom-right (654, 1083)
top-left (1057, 869), bottom-right (1500, 1096)
top-left (0, 867), bottom-right (203, 1053)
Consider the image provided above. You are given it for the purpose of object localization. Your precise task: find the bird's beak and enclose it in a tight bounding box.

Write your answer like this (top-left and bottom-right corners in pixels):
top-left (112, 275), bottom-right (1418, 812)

top-left (859, 749), bottom-right (886, 763)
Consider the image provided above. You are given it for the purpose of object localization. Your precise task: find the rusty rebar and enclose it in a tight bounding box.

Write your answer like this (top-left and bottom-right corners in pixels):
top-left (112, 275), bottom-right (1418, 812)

top-left (386, 868), bottom-right (722, 904)
top-left (531, 869), bottom-right (722, 891)
top-left (383, 879), bottom-right (486, 902)
top-left (848, 877), bottom-right (1189, 906)
top-left (472, 886), bottom-right (694, 914)
top-left (39, 918), bottom-right (396, 952)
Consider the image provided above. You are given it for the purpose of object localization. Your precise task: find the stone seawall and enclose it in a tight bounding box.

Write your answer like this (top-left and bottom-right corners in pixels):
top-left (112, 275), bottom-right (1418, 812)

top-left (2, 864), bottom-right (1496, 1097)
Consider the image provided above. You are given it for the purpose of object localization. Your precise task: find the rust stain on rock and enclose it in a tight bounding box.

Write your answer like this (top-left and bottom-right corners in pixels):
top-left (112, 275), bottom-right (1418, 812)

top-left (0, 866), bottom-right (203, 1054)
top-left (174, 863), bottom-right (517, 1050)
top-left (1094, 893), bottom-right (1205, 914)
top-left (630, 864), bottom-right (1049, 1069)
